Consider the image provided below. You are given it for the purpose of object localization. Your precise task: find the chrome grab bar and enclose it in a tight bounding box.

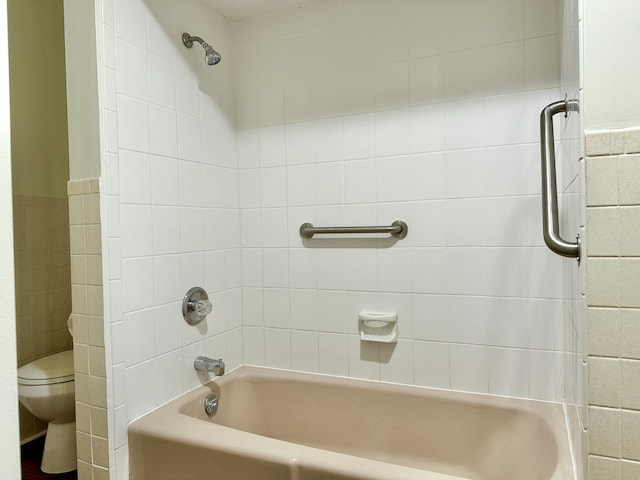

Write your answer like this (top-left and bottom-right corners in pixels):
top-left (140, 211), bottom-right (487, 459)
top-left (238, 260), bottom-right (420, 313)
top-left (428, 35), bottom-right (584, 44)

top-left (300, 220), bottom-right (408, 239)
top-left (540, 99), bottom-right (581, 262)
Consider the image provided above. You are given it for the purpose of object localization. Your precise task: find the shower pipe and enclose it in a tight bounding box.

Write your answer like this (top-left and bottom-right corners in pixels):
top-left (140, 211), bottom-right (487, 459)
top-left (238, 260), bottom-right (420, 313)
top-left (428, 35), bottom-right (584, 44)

top-left (540, 99), bottom-right (581, 262)
top-left (299, 221), bottom-right (408, 239)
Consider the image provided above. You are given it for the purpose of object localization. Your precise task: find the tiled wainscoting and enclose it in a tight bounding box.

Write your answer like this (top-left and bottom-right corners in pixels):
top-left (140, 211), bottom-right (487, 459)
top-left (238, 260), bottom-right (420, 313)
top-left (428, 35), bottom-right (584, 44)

top-left (586, 128), bottom-right (640, 478)
top-left (13, 194), bottom-right (72, 442)
top-left (68, 179), bottom-right (109, 480)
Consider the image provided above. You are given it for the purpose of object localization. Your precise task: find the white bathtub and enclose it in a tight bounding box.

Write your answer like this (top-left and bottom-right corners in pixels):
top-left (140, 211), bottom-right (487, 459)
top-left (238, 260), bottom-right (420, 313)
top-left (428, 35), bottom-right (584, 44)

top-left (128, 366), bottom-right (575, 480)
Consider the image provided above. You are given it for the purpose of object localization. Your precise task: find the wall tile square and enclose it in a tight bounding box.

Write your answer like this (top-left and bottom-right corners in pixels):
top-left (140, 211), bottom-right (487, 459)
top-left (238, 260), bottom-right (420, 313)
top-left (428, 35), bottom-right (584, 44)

top-left (587, 258), bottom-right (620, 307)
top-left (588, 307), bottom-right (621, 357)
top-left (450, 344), bottom-right (489, 393)
top-left (621, 259), bottom-right (640, 308)
top-left (375, 108), bottom-right (410, 157)
top-left (116, 95), bottom-right (149, 152)
top-left (622, 410), bottom-right (640, 461)
top-left (343, 114), bottom-right (375, 161)
top-left (312, 118), bottom-right (343, 163)
top-left (259, 125), bottom-right (287, 167)
top-left (409, 56), bottom-right (444, 106)
top-left (118, 150), bottom-right (150, 205)
top-left (590, 455), bottom-right (621, 480)
top-left (342, 66), bottom-right (376, 115)
top-left (586, 157), bottom-right (618, 206)
top-left (590, 406), bottom-right (621, 457)
top-left (621, 360), bottom-right (640, 410)
top-left (260, 167), bottom-right (288, 207)
top-left (622, 459), bottom-right (640, 479)
top-left (588, 207), bottom-right (620, 256)
top-left (120, 205), bottom-right (153, 258)
top-left (380, 340), bottom-right (414, 384)
top-left (618, 155), bottom-right (640, 206)
top-left (121, 258), bottom-right (154, 312)
top-left (524, 35), bottom-right (560, 89)
top-left (115, 39), bottom-right (148, 101)
top-left (488, 347), bottom-right (529, 398)
top-left (114, 0), bottom-right (146, 48)
top-left (264, 328), bottom-right (291, 369)
top-left (318, 333), bottom-right (348, 376)
top-left (148, 105), bottom-right (177, 158)
top-left (529, 350), bottom-right (564, 401)
top-left (413, 341), bottom-right (449, 389)
top-left (291, 330), bottom-right (318, 372)
top-left (589, 357), bottom-right (621, 407)
top-left (243, 327), bottom-right (265, 366)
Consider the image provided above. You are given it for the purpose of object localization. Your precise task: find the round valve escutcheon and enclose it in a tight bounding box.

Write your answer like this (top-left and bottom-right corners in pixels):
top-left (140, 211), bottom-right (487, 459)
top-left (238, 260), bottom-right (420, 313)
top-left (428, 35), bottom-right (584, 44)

top-left (182, 286), bottom-right (212, 325)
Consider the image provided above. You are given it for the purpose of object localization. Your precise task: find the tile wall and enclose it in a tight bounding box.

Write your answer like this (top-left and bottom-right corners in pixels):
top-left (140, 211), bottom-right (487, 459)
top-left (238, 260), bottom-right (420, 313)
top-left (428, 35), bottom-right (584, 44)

top-left (68, 178), bottom-right (110, 480)
top-left (99, 0), bottom-right (242, 477)
top-left (585, 128), bottom-right (640, 479)
top-left (90, 0), bottom-right (587, 478)
top-left (234, 0), bottom-right (571, 400)
top-left (13, 194), bottom-right (72, 442)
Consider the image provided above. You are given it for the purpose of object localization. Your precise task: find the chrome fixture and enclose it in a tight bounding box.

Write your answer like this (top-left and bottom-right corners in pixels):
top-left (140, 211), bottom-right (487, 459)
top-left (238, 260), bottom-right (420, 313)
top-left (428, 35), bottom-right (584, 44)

top-left (540, 99), bottom-right (581, 262)
top-left (204, 393), bottom-right (219, 415)
top-left (182, 32), bottom-right (222, 65)
top-left (300, 220), bottom-right (408, 239)
top-left (182, 287), bottom-right (212, 326)
top-left (194, 356), bottom-right (225, 376)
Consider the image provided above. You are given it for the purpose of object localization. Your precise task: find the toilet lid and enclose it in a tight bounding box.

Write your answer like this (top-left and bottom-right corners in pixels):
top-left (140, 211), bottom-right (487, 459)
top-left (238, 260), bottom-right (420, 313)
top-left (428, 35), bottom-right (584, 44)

top-left (17, 350), bottom-right (75, 385)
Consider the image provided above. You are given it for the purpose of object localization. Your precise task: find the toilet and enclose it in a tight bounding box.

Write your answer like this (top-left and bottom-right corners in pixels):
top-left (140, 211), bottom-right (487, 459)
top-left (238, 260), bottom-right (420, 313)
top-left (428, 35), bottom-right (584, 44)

top-left (18, 349), bottom-right (76, 473)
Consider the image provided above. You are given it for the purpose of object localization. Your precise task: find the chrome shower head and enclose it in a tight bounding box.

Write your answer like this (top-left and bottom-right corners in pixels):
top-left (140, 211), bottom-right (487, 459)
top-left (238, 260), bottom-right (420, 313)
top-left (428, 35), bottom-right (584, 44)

top-left (182, 32), bottom-right (222, 66)
top-left (202, 42), bottom-right (222, 66)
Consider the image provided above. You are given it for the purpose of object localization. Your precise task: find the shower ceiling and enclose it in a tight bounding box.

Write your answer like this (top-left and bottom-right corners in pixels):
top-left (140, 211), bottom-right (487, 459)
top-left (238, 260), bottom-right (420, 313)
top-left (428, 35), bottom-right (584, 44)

top-left (202, 0), bottom-right (319, 21)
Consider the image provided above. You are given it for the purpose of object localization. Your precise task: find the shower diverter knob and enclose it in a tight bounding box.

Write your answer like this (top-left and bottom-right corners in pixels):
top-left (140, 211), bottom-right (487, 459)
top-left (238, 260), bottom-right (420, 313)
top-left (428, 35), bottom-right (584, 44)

top-left (182, 287), bottom-right (212, 325)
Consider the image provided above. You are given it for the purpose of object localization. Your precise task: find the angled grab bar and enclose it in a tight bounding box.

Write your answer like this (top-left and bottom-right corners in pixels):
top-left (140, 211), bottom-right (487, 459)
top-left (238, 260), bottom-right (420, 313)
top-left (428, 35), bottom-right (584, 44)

top-left (540, 99), bottom-right (581, 262)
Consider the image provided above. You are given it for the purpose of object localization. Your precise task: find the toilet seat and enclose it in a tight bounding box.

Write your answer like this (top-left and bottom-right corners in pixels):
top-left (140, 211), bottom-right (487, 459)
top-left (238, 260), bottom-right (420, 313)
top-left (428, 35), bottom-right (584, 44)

top-left (18, 350), bottom-right (74, 386)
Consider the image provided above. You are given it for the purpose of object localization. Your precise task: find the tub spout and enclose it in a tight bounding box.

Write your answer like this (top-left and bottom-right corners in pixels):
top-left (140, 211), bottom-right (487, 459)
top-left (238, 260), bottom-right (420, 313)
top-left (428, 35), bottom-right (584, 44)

top-left (194, 356), bottom-right (225, 376)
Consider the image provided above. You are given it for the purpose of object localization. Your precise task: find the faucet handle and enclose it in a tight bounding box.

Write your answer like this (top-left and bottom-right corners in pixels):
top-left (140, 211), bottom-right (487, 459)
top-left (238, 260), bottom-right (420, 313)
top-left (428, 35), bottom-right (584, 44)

top-left (192, 299), bottom-right (213, 316)
top-left (182, 287), bottom-right (212, 325)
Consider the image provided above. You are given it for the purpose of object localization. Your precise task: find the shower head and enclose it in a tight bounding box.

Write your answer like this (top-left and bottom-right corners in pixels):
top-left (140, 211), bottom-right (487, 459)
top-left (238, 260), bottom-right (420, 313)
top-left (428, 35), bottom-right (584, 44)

top-left (182, 32), bottom-right (222, 66)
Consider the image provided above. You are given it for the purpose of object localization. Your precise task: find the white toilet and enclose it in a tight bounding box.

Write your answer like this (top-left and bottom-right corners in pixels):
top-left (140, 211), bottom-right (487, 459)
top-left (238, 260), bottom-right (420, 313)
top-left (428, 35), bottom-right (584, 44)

top-left (18, 349), bottom-right (76, 473)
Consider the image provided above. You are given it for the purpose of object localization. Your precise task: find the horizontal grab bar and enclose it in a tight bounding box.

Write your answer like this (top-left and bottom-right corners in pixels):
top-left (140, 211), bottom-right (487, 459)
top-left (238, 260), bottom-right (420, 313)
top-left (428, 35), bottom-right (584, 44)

top-left (300, 221), bottom-right (408, 239)
top-left (540, 99), bottom-right (581, 262)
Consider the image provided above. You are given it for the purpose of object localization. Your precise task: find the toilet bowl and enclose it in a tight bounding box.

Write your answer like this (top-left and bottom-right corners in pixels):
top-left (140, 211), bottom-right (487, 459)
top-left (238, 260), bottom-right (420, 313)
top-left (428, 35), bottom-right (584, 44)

top-left (18, 349), bottom-right (76, 474)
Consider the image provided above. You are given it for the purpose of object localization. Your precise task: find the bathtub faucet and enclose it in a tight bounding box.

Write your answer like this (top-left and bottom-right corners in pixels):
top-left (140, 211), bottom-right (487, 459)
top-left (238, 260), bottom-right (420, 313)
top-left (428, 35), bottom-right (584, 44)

top-left (194, 356), bottom-right (225, 376)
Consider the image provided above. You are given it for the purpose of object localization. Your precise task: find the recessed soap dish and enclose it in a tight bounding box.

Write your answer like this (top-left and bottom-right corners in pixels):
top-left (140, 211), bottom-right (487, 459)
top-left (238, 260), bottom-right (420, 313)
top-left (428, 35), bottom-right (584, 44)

top-left (358, 312), bottom-right (398, 343)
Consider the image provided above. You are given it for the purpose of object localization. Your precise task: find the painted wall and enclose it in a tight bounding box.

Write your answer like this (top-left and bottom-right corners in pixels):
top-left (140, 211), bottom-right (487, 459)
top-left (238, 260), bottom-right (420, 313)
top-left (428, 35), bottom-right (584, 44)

top-left (63, 0), bottom-right (101, 180)
top-left (8, 0), bottom-right (69, 199)
top-left (234, 0), bottom-right (569, 401)
top-left (0, 0), bottom-right (21, 475)
top-left (582, 0), bottom-right (640, 130)
top-left (8, 0), bottom-right (73, 442)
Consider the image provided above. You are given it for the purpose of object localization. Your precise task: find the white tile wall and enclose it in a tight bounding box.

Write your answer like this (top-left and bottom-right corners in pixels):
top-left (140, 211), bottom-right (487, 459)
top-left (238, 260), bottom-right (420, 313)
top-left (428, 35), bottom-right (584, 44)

top-left (95, 0), bottom-right (586, 478)
top-left (100, 0), bottom-right (240, 478)
top-left (233, 0), bottom-right (570, 404)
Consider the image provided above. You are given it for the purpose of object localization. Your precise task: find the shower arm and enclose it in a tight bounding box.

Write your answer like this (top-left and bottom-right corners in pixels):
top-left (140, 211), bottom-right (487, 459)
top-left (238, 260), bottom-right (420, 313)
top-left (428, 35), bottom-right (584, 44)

top-left (182, 33), bottom-right (205, 48)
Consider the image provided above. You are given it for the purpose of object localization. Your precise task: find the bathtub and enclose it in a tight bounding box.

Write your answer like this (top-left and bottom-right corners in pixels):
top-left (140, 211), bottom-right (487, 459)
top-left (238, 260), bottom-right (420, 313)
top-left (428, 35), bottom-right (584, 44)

top-left (128, 366), bottom-right (575, 480)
